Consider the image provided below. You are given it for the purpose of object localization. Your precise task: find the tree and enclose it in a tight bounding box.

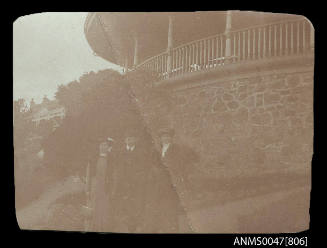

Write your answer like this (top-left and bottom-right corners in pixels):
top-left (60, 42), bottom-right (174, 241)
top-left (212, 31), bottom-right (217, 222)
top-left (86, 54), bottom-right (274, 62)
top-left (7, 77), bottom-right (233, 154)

top-left (43, 69), bottom-right (139, 178)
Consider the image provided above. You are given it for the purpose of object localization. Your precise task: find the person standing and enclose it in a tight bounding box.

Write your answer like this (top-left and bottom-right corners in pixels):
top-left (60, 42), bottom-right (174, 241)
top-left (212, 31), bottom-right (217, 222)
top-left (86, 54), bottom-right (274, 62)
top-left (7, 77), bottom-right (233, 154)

top-left (90, 140), bottom-right (111, 232)
top-left (111, 131), bottom-right (148, 232)
top-left (159, 128), bottom-right (201, 195)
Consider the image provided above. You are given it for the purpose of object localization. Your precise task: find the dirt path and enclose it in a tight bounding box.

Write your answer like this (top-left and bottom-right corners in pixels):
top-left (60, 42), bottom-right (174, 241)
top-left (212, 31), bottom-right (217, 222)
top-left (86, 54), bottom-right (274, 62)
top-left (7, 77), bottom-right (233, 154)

top-left (16, 176), bottom-right (85, 230)
top-left (188, 185), bottom-right (310, 233)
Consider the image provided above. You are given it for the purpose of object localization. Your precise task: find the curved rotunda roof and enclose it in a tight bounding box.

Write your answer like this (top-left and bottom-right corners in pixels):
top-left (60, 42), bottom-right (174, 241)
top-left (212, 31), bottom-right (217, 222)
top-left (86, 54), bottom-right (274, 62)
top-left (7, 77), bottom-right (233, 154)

top-left (84, 12), bottom-right (301, 67)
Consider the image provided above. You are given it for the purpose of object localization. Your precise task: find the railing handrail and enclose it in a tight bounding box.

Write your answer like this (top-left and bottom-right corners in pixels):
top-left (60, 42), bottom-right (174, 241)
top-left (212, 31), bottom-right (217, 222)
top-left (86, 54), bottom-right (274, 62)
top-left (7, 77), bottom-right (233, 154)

top-left (136, 17), bottom-right (306, 69)
top-left (135, 16), bottom-right (312, 81)
top-left (136, 51), bottom-right (168, 68)
top-left (229, 17), bottom-right (304, 34)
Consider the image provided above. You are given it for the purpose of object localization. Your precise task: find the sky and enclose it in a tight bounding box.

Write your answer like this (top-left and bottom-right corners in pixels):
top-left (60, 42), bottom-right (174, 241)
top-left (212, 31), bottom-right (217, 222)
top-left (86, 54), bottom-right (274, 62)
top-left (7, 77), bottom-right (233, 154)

top-left (13, 12), bottom-right (122, 104)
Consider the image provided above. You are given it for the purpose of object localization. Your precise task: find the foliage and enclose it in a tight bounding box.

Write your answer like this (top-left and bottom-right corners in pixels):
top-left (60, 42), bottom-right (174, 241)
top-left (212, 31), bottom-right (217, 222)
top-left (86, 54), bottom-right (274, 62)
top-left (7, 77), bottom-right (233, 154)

top-left (43, 69), bottom-right (149, 178)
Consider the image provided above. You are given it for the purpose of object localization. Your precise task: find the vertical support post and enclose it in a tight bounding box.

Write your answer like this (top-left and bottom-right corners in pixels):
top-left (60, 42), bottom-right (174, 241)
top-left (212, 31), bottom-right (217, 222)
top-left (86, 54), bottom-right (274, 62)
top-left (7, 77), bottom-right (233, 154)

top-left (233, 34), bottom-right (236, 62)
top-left (243, 31), bottom-right (246, 60)
top-left (225, 11), bottom-right (232, 62)
top-left (167, 15), bottom-right (174, 77)
top-left (238, 32), bottom-right (241, 61)
top-left (253, 29), bottom-right (256, 59)
top-left (268, 25), bottom-right (272, 56)
top-left (302, 21), bottom-right (306, 51)
top-left (274, 25), bottom-right (277, 56)
top-left (248, 29), bottom-right (251, 59)
top-left (285, 23), bottom-right (288, 55)
top-left (290, 23), bottom-right (294, 54)
top-left (263, 27), bottom-right (266, 58)
top-left (258, 28), bottom-right (261, 59)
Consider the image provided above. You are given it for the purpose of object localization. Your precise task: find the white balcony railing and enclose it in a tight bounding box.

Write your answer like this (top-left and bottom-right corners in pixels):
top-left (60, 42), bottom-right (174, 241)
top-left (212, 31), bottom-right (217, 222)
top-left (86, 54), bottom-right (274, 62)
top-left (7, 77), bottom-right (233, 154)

top-left (136, 17), bottom-right (313, 80)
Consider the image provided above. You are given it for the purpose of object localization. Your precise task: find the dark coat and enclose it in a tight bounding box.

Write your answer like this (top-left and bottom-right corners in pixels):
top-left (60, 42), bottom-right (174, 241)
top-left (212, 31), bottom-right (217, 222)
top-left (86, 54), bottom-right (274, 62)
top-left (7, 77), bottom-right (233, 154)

top-left (161, 143), bottom-right (220, 211)
top-left (162, 144), bottom-right (201, 191)
top-left (109, 144), bottom-right (192, 233)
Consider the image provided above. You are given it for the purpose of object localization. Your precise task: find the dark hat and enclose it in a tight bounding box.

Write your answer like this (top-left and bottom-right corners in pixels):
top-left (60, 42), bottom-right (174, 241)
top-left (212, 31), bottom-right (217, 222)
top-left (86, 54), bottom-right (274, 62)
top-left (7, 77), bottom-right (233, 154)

top-left (158, 127), bottom-right (175, 137)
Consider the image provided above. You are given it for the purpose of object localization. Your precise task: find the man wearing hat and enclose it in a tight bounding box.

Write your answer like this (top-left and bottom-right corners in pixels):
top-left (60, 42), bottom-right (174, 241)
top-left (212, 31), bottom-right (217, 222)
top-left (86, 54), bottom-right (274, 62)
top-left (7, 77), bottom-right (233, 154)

top-left (158, 127), bottom-right (205, 207)
top-left (110, 129), bottom-right (150, 232)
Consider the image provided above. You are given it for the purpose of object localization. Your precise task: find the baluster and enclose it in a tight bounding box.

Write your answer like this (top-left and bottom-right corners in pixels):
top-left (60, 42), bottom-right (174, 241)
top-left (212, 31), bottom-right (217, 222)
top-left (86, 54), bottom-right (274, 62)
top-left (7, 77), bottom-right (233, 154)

top-left (157, 56), bottom-right (159, 73)
top-left (285, 23), bottom-right (288, 55)
top-left (160, 55), bottom-right (163, 75)
top-left (186, 46), bottom-right (189, 72)
top-left (181, 48), bottom-right (185, 73)
top-left (280, 24), bottom-right (283, 56)
top-left (215, 36), bottom-right (219, 65)
top-left (208, 39), bottom-right (211, 67)
top-left (290, 22), bottom-right (294, 54)
top-left (253, 29), bottom-right (256, 59)
top-left (195, 42), bottom-right (199, 70)
top-left (155, 57), bottom-right (157, 72)
top-left (274, 25), bottom-right (277, 56)
top-left (176, 50), bottom-right (179, 73)
top-left (258, 28), bottom-right (262, 59)
top-left (200, 40), bottom-right (203, 68)
top-left (173, 50), bottom-right (175, 74)
top-left (268, 25), bottom-right (272, 56)
top-left (182, 48), bottom-right (185, 74)
top-left (243, 31), bottom-right (246, 61)
top-left (179, 48), bottom-right (182, 74)
top-left (155, 56), bottom-right (157, 73)
top-left (183, 47), bottom-right (187, 73)
top-left (153, 57), bottom-right (156, 73)
top-left (257, 28), bottom-right (261, 59)
top-left (192, 43), bottom-right (195, 70)
top-left (209, 39), bottom-right (212, 66)
top-left (303, 20), bottom-right (306, 51)
top-left (184, 47), bottom-right (186, 72)
top-left (189, 45), bottom-right (192, 72)
top-left (297, 21), bottom-right (300, 54)
top-left (237, 32), bottom-right (241, 61)
top-left (211, 38), bottom-right (214, 67)
top-left (172, 50), bottom-right (175, 75)
top-left (205, 39), bottom-right (210, 68)
top-left (177, 49), bottom-right (180, 74)
top-left (233, 33), bottom-right (236, 62)
top-left (176, 49), bottom-right (179, 74)
top-left (248, 29), bottom-right (251, 59)
top-left (219, 36), bottom-right (224, 64)
top-left (204, 39), bottom-right (207, 69)
top-left (207, 39), bottom-right (211, 68)
top-left (263, 26), bottom-right (266, 58)
top-left (165, 54), bottom-right (167, 74)
top-left (185, 47), bottom-right (188, 73)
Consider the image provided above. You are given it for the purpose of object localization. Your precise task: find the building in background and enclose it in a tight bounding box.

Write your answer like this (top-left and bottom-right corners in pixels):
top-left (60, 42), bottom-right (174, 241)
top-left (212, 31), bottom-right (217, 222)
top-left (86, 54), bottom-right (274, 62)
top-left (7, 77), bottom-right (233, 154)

top-left (29, 96), bottom-right (65, 128)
